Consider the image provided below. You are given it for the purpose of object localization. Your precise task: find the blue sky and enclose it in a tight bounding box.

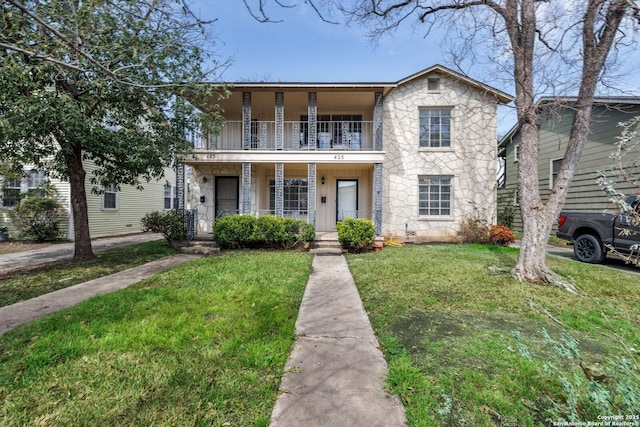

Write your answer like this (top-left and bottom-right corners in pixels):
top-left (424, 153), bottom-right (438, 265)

top-left (195, 1), bottom-right (640, 135)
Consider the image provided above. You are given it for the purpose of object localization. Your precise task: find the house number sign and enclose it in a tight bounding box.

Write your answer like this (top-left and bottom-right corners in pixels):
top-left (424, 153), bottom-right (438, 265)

top-left (333, 154), bottom-right (345, 160)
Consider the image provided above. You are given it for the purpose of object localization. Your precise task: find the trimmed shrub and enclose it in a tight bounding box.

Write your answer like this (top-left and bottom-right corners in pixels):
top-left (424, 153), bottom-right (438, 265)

top-left (141, 210), bottom-right (186, 246)
top-left (212, 214), bottom-right (257, 249)
top-left (489, 225), bottom-right (515, 246)
top-left (336, 218), bottom-right (375, 253)
top-left (213, 215), bottom-right (315, 249)
top-left (9, 196), bottom-right (64, 242)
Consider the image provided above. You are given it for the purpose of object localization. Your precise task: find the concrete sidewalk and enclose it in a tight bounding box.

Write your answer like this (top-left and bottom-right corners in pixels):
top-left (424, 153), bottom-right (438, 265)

top-left (270, 252), bottom-right (407, 426)
top-left (0, 253), bottom-right (198, 335)
top-left (0, 233), bottom-right (164, 275)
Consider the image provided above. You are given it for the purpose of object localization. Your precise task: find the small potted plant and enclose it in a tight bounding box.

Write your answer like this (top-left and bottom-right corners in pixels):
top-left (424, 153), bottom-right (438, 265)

top-left (0, 226), bottom-right (8, 242)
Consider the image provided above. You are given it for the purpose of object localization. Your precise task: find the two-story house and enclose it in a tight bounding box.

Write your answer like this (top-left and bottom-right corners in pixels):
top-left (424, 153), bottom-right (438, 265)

top-left (498, 97), bottom-right (640, 232)
top-left (183, 65), bottom-right (512, 242)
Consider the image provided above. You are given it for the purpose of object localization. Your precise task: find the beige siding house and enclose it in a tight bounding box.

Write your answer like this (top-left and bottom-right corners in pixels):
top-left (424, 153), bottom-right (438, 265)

top-left (184, 65), bottom-right (512, 242)
top-left (1, 161), bottom-right (178, 240)
top-left (497, 97), bottom-right (640, 232)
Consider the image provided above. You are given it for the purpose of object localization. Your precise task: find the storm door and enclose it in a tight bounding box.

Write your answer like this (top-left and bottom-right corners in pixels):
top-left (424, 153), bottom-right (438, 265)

top-left (336, 179), bottom-right (358, 221)
top-left (215, 176), bottom-right (239, 217)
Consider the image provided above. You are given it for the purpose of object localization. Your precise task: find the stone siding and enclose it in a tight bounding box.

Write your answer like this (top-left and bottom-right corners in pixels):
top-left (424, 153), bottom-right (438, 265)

top-left (382, 72), bottom-right (498, 242)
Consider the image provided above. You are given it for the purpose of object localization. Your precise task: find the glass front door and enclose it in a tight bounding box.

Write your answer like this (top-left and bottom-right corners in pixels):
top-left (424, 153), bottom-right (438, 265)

top-left (336, 180), bottom-right (358, 221)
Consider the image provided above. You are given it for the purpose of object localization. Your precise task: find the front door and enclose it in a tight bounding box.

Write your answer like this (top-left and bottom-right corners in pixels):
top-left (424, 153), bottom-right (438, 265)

top-left (336, 179), bottom-right (358, 221)
top-left (215, 176), bottom-right (239, 217)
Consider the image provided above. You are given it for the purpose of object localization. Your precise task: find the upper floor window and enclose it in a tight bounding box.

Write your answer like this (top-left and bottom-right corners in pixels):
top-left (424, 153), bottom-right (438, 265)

top-left (514, 144), bottom-right (519, 162)
top-left (419, 176), bottom-right (451, 216)
top-left (1, 170), bottom-right (47, 208)
top-left (419, 108), bottom-right (451, 148)
top-left (102, 186), bottom-right (118, 210)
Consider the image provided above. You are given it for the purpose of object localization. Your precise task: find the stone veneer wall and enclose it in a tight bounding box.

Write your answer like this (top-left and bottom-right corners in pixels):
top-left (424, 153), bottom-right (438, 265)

top-left (382, 72), bottom-right (498, 242)
top-left (189, 164), bottom-right (256, 234)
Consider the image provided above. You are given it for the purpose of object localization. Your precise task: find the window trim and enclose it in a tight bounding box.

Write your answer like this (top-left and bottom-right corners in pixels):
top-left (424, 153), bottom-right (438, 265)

top-left (1, 169), bottom-right (47, 208)
top-left (550, 157), bottom-right (563, 190)
top-left (163, 184), bottom-right (177, 210)
top-left (102, 185), bottom-right (118, 211)
top-left (418, 175), bottom-right (453, 217)
top-left (418, 107), bottom-right (453, 149)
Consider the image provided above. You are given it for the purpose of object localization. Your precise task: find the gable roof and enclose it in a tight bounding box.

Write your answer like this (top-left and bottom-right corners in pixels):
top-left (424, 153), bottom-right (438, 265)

top-left (498, 96), bottom-right (640, 149)
top-left (394, 64), bottom-right (513, 104)
top-left (213, 64), bottom-right (513, 104)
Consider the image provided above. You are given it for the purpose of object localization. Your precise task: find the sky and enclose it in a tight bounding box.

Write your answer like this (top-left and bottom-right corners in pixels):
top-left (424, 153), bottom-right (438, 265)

top-left (193, 1), bottom-right (640, 135)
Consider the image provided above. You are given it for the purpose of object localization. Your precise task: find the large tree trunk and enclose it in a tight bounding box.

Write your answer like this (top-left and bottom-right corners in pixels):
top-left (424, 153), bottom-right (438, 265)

top-left (65, 144), bottom-right (96, 262)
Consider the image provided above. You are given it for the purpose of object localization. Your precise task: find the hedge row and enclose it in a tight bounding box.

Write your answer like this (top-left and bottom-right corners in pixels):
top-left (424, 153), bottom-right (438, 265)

top-left (213, 215), bottom-right (315, 249)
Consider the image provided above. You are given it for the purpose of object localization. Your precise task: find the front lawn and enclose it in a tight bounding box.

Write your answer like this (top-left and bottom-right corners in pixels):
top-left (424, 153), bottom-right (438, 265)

top-left (0, 239), bottom-right (175, 307)
top-left (346, 244), bottom-right (640, 426)
top-left (0, 250), bottom-right (313, 426)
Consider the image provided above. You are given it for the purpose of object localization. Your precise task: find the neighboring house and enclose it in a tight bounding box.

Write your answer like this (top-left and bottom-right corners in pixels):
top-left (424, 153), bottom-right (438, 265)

top-left (0, 162), bottom-right (179, 240)
top-left (497, 97), bottom-right (640, 232)
top-left (183, 64), bottom-right (512, 242)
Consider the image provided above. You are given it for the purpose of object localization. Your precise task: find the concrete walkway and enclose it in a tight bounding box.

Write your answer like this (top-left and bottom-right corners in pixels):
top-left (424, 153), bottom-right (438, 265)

top-left (0, 238), bottom-right (406, 425)
top-left (270, 252), bottom-right (407, 426)
top-left (0, 233), bottom-right (164, 275)
top-left (0, 253), bottom-right (199, 334)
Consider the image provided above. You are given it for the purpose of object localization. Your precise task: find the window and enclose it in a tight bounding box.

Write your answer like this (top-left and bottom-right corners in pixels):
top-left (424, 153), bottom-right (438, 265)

top-left (514, 144), bottom-right (519, 162)
top-left (102, 186), bottom-right (118, 210)
top-left (164, 184), bottom-right (177, 210)
top-left (419, 176), bottom-right (451, 216)
top-left (550, 158), bottom-right (563, 189)
top-left (1, 170), bottom-right (47, 208)
top-left (419, 108), bottom-right (451, 148)
top-left (269, 179), bottom-right (308, 214)
top-left (2, 178), bottom-right (21, 208)
top-left (427, 78), bottom-right (440, 91)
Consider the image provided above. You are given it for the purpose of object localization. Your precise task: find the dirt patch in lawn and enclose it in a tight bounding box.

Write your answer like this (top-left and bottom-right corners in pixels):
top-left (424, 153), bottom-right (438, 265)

top-left (389, 309), bottom-right (609, 369)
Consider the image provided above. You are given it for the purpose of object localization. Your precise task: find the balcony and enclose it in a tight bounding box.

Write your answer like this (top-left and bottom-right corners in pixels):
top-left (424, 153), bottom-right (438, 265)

top-left (192, 120), bottom-right (376, 151)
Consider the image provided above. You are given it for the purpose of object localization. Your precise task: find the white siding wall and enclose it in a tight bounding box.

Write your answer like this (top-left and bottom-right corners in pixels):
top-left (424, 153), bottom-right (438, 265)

top-left (82, 161), bottom-right (176, 239)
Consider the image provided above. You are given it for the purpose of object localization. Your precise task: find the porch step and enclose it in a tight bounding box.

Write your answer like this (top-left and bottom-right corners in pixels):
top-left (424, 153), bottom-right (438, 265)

top-left (179, 238), bottom-right (220, 256)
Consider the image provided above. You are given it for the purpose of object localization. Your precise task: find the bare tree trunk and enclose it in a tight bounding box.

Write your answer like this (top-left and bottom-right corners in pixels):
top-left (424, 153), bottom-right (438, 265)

top-left (65, 144), bottom-right (96, 262)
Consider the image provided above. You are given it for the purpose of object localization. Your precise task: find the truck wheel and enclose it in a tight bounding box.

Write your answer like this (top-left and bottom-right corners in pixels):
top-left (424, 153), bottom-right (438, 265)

top-left (573, 234), bottom-right (605, 264)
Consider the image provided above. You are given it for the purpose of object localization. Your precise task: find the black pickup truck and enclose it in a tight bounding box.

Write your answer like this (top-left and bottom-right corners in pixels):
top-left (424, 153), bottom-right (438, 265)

top-left (556, 195), bottom-right (640, 263)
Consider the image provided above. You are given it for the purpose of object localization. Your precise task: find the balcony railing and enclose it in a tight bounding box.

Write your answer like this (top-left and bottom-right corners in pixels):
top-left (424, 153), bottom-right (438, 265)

top-left (191, 121), bottom-right (375, 151)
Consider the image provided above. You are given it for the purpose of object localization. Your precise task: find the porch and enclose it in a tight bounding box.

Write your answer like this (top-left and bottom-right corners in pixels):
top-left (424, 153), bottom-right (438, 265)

top-left (187, 162), bottom-right (383, 235)
top-left (191, 120), bottom-right (375, 152)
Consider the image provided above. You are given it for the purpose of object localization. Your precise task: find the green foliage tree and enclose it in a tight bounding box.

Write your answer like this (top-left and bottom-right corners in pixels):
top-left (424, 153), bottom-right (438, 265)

top-left (0, 0), bottom-right (224, 261)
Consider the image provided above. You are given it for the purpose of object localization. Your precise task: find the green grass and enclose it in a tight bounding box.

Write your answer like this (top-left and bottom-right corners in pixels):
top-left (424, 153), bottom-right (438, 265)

top-left (0, 239), bottom-right (175, 307)
top-left (2, 244), bottom-right (639, 425)
top-left (346, 244), bottom-right (640, 426)
top-left (0, 250), bottom-right (313, 426)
